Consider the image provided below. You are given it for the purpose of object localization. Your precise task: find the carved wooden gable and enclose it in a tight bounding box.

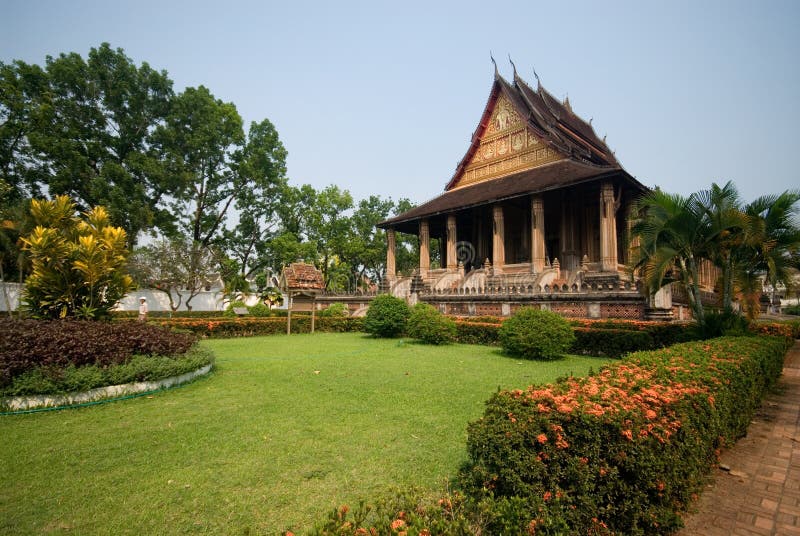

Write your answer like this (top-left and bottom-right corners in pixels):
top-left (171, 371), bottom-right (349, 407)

top-left (451, 93), bottom-right (565, 190)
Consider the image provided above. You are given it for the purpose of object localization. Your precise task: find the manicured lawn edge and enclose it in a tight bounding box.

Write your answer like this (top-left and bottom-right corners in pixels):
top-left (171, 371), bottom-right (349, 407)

top-left (1, 362), bottom-right (213, 413)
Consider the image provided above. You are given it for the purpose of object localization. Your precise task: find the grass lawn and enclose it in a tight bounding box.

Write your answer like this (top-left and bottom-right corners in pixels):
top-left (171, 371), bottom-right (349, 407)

top-left (0, 333), bottom-right (611, 535)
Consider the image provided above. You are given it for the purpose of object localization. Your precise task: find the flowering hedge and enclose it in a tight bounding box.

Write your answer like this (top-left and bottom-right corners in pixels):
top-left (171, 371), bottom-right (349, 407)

top-left (459, 335), bottom-right (791, 534)
top-left (751, 321), bottom-right (796, 339)
top-left (154, 316), bottom-right (364, 338)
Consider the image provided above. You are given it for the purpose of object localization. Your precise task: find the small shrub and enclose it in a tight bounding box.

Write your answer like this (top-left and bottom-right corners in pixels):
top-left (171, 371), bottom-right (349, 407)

top-left (784, 304), bottom-right (800, 316)
top-left (247, 302), bottom-right (272, 317)
top-left (363, 294), bottom-right (410, 338)
top-left (498, 307), bottom-right (575, 360)
top-left (406, 303), bottom-right (456, 345)
top-left (318, 303), bottom-right (349, 317)
top-left (223, 300), bottom-right (248, 318)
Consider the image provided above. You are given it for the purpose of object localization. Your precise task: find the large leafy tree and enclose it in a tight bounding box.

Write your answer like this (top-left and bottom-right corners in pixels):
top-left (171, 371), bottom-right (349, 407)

top-left (20, 195), bottom-right (133, 319)
top-left (153, 87), bottom-right (287, 300)
top-left (1, 44), bottom-right (176, 245)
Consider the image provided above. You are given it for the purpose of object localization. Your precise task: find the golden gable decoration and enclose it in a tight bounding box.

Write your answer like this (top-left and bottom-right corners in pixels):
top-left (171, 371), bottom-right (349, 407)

top-left (455, 94), bottom-right (564, 189)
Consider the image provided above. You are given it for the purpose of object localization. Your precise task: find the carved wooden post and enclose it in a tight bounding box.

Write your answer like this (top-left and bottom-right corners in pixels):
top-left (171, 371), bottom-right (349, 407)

top-left (600, 182), bottom-right (619, 272)
top-left (531, 195), bottom-right (545, 273)
top-left (385, 228), bottom-right (396, 280)
top-left (492, 204), bottom-right (505, 274)
top-left (446, 214), bottom-right (457, 272)
top-left (419, 219), bottom-right (430, 278)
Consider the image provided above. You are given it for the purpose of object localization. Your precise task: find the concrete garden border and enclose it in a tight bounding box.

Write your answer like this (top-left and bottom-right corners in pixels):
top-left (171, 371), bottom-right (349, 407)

top-left (1, 364), bottom-right (213, 413)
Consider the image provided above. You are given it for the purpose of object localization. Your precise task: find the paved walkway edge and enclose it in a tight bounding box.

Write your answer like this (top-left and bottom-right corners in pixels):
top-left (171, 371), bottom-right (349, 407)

top-left (678, 340), bottom-right (800, 535)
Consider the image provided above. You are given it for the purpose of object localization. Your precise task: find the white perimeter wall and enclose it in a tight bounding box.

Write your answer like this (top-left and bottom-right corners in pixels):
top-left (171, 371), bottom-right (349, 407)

top-left (0, 282), bottom-right (268, 312)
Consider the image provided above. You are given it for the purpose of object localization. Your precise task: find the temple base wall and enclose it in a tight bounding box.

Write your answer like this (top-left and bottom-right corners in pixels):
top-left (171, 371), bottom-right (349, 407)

top-left (421, 293), bottom-right (646, 320)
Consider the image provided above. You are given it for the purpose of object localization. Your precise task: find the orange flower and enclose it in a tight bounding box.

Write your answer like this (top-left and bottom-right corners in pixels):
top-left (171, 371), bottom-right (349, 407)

top-left (537, 433), bottom-right (548, 444)
top-left (621, 429), bottom-right (633, 441)
top-left (543, 491), bottom-right (552, 501)
top-left (391, 519), bottom-right (406, 531)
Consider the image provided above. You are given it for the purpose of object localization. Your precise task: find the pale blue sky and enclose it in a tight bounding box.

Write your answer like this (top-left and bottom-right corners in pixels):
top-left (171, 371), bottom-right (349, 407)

top-left (2, 0), bottom-right (798, 207)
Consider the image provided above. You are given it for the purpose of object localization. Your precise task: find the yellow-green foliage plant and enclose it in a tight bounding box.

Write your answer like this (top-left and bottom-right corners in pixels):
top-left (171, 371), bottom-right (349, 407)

top-left (21, 195), bottom-right (133, 319)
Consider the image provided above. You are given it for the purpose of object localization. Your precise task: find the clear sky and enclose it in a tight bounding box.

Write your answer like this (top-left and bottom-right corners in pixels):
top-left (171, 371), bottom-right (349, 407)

top-left (2, 0), bottom-right (798, 208)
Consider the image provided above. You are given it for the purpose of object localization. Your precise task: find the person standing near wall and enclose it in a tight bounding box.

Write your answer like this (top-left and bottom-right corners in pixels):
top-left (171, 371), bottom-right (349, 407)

top-left (138, 297), bottom-right (148, 321)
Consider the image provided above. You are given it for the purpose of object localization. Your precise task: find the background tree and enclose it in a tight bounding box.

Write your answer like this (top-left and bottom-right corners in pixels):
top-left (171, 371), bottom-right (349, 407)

top-left (21, 195), bottom-right (133, 319)
top-left (304, 185), bottom-right (354, 287)
top-left (128, 238), bottom-right (220, 312)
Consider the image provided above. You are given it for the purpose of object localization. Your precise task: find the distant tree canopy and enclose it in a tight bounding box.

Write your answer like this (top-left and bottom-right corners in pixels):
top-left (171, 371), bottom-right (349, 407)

top-left (1, 43), bottom-right (415, 293)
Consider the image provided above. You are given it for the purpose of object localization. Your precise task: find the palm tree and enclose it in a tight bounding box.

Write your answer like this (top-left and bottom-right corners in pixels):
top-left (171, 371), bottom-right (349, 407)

top-left (695, 181), bottom-right (748, 313)
top-left (735, 190), bottom-right (800, 319)
top-left (630, 189), bottom-right (714, 326)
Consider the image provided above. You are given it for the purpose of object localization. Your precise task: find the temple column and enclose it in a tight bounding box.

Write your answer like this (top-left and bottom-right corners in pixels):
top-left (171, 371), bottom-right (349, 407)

top-left (531, 195), bottom-right (545, 273)
top-left (446, 214), bottom-right (457, 272)
top-left (492, 204), bottom-right (505, 274)
top-left (385, 228), bottom-right (396, 280)
top-left (600, 182), bottom-right (619, 272)
top-left (419, 219), bottom-right (430, 278)
top-left (560, 193), bottom-right (579, 273)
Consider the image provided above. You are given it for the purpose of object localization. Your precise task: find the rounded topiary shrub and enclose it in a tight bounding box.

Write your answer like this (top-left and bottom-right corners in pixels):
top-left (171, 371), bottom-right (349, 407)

top-left (406, 303), bottom-right (456, 345)
top-left (223, 300), bottom-right (248, 318)
top-left (318, 302), bottom-right (349, 317)
top-left (247, 302), bottom-right (272, 317)
top-left (364, 294), bottom-right (411, 338)
top-left (498, 307), bottom-right (576, 360)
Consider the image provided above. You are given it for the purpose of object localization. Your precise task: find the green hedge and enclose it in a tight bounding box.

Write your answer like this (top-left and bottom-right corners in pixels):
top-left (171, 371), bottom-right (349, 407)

top-left (571, 328), bottom-right (655, 358)
top-left (455, 321), bottom-right (501, 346)
top-left (112, 310), bottom-right (224, 319)
top-left (459, 335), bottom-right (791, 534)
top-left (154, 316), bottom-right (364, 338)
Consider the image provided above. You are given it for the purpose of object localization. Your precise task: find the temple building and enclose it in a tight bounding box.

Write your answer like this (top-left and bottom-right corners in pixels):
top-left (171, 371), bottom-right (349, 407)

top-left (377, 67), bottom-right (697, 320)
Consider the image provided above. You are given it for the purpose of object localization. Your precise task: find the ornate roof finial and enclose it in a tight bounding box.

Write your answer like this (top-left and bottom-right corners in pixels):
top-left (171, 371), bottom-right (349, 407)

top-left (563, 94), bottom-right (572, 112)
top-left (490, 52), bottom-right (498, 77)
top-left (508, 54), bottom-right (517, 78)
top-left (533, 67), bottom-right (542, 91)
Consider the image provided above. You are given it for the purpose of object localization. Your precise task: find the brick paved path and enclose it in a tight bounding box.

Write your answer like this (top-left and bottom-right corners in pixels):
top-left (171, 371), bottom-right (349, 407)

top-left (678, 340), bottom-right (800, 535)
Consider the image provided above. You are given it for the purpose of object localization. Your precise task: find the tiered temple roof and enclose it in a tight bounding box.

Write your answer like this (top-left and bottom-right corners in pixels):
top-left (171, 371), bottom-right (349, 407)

top-left (380, 69), bottom-right (647, 233)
